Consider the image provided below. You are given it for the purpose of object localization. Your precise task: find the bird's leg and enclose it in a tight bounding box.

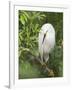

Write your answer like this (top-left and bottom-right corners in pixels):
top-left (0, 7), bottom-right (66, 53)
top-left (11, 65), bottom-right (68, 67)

top-left (43, 54), bottom-right (54, 76)
top-left (39, 59), bottom-right (54, 77)
top-left (39, 52), bottom-right (44, 65)
top-left (38, 53), bottom-right (54, 77)
top-left (42, 61), bottom-right (54, 77)
top-left (39, 60), bottom-right (44, 66)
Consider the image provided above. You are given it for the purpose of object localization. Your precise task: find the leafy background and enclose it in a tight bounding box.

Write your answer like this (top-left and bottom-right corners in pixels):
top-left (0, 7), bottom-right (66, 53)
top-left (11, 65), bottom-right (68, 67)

top-left (18, 10), bottom-right (63, 79)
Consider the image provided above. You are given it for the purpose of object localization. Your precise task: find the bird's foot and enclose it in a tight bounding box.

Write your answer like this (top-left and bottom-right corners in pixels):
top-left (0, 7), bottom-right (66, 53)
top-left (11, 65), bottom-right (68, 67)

top-left (48, 69), bottom-right (54, 77)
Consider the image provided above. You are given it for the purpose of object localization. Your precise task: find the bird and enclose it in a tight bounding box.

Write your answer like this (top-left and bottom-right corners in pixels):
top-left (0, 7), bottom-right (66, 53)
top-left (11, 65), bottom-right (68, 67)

top-left (38, 23), bottom-right (55, 65)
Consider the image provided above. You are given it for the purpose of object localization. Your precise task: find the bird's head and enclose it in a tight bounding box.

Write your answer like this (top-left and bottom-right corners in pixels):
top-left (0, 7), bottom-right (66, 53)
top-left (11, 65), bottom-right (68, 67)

top-left (40, 23), bottom-right (55, 35)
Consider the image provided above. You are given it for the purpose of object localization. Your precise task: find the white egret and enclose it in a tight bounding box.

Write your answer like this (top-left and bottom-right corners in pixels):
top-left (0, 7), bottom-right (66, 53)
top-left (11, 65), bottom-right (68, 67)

top-left (38, 23), bottom-right (55, 65)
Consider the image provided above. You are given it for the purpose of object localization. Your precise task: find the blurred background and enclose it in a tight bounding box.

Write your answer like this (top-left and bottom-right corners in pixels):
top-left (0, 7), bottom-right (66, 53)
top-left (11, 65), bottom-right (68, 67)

top-left (18, 10), bottom-right (63, 79)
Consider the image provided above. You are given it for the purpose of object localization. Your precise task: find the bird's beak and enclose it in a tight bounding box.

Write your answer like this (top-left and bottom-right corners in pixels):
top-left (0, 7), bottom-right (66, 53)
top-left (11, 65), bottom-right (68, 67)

top-left (42, 31), bottom-right (48, 44)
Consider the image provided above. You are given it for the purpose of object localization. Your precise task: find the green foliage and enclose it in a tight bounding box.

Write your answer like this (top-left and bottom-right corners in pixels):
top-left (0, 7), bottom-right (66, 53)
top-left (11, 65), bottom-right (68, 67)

top-left (19, 10), bottom-right (63, 79)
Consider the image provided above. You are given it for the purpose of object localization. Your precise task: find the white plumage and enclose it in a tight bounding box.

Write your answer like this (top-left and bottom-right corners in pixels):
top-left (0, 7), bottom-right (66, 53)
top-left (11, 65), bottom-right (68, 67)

top-left (38, 23), bottom-right (55, 64)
